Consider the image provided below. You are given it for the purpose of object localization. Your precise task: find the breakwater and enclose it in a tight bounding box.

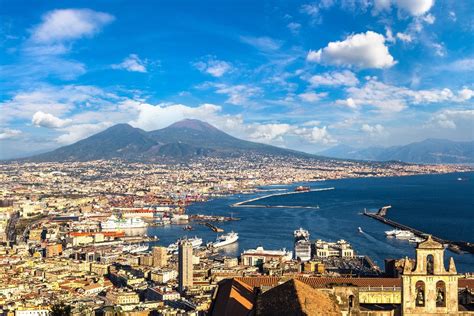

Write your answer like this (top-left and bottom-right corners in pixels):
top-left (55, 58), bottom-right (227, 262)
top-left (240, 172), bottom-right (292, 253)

top-left (363, 211), bottom-right (474, 255)
top-left (231, 187), bottom-right (335, 208)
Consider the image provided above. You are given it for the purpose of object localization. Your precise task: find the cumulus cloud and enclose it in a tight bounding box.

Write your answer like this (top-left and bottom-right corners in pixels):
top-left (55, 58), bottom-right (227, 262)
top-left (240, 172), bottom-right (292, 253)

top-left (429, 109), bottom-right (474, 129)
top-left (0, 128), bottom-right (22, 140)
top-left (247, 124), bottom-right (292, 142)
top-left (396, 32), bottom-right (413, 43)
top-left (361, 123), bottom-right (384, 135)
top-left (193, 58), bottom-right (232, 77)
top-left (294, 126), bottom-right (335, 144)
top-left (112, 54), bottom-right (147, 73)
top-left (339, 78), bottom-right (473, 113)
top-left (31, 9), bottom-right (114, 43)
top-left (307, 70), bottom-right (359, 87)
top-left (307, 31), bottom-right (396, 69)
top-left (395, 0), bottom-right (434, 16)
top-left (298, 92), bottom-right (328, 102)
top-left (32, 111), bottom-right (72, 128)
top-left (240, 36), bottom-right (282, 51)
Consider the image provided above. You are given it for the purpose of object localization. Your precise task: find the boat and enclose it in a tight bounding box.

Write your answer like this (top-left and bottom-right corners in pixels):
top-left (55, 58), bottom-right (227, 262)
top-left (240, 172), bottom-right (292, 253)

top-left (409, 236), bottom-right (425, 243)
top-left (100, 215), bottom-right (147, 230)
top-left (210, 231), bottom-right (239, 248)
top-left (294, 239), bottom-right (311, 262)
top-left (183, 225), bottom-right (193, 231)
top-left (358, 227), bottom-right (363, 233)
top-left (385, 229), bottom-right (401, 237)
top-left (295, 186), bottom-right (310, 192)
top-left (294, 228), bottom-right (310, 241)
top-left (123, 243), bottom-right (149, 253)
top-left (167, 236), bottom-right (203, 253)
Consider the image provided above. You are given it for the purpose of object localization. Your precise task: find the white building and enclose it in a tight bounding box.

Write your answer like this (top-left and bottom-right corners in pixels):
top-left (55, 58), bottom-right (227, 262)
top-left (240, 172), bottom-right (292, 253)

top-left (314, 239), bottom-right (354, 258)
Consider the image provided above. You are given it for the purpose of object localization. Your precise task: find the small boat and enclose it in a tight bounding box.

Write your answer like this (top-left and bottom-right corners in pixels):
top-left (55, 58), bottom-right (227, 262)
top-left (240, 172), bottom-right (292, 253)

top-left (358, 227), bottom-right (363, 233)
top-left (183, 225), bottom-right (193, 231)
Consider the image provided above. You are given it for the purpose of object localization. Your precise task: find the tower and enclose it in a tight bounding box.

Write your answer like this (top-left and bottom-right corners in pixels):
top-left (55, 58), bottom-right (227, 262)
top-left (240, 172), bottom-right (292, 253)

top-left (178, 240), bottom-right (193, 292)
top-left (402, 235), bottom-right (459, 315)
top-left (152, 246), bottom-right (168, 268)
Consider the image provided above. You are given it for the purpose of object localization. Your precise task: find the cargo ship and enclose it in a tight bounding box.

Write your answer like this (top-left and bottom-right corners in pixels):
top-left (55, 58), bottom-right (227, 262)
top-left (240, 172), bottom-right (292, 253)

top-left (100, 215), bottom-right (147, 230)
top-left (295, 186), bottom-right (310, 192)
top-left (209, 231), bottom-right (239, 248)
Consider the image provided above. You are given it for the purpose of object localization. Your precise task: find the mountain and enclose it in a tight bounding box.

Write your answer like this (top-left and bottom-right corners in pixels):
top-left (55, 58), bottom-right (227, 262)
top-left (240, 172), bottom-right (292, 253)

top-left (26, 119), bottom-right (311, 162)
top-left (319, 139), bottom-right (474, 164)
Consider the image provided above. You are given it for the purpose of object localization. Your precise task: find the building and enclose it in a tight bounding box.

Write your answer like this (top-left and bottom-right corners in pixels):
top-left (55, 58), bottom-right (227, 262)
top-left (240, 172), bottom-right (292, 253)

top-left (210, 236), bottom-right (474, 315)
top-left (45, 243), bottom-right (62, 257)
top-left (152, 246), bottom-right (168, 268)
top-left (402, 235), bottom-right (459, 315)
top-left (106, 289), bottom-right (140, 305)
top-left (178, 240), bottom-right (193, 292)
top-left (315, 239), bottom-right (354, 258)
top-left (240, 247), bottom-right (293, 266)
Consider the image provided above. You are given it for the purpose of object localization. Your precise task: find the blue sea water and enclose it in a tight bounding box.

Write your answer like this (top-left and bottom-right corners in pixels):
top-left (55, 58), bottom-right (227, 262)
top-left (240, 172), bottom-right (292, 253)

top-left (148, 172), bottom-right (474, 272)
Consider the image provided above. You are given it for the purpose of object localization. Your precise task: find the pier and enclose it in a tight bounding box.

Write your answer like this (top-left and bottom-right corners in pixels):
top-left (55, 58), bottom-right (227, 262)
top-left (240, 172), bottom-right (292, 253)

top-left (205, 222), bottom-right (224, 232)
top-left (232, 187), bottom-right (335, 208)
top-left (364, 207), bottom-right (474, 255)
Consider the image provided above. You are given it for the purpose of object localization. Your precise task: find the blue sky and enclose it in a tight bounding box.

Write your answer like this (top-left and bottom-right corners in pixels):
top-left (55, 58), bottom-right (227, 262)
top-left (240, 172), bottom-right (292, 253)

top-left (0, 0), bottom-right (473, 158)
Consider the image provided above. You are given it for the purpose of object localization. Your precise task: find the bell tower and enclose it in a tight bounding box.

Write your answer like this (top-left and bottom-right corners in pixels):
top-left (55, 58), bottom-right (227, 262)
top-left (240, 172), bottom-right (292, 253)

top-left (402, 235), bottom-right (459, 315)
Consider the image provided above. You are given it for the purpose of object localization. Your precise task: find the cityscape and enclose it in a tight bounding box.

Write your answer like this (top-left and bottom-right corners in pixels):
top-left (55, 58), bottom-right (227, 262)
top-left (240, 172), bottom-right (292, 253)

top-left (1, 0), bottom-right (473, 315)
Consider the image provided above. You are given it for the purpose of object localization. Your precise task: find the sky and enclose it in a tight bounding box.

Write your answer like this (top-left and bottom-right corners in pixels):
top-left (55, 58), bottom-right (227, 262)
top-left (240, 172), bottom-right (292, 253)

top-left (0, 0), bottom-right (473, 159)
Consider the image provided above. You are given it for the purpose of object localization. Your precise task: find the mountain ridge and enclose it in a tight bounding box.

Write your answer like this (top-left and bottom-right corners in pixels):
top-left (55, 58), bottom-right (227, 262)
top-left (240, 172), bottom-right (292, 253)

top-left (319, 139), bottom-right (474, 164)
top-left (25, 119), bottom-right (314, 162)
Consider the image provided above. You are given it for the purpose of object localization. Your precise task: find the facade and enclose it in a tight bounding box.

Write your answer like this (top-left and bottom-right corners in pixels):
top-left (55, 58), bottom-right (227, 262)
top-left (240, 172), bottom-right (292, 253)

top-left (152, 246), bottom-right (168, 268)
top-left (178, 240), bottom-right (193, 292)
top-left (240, 246), bottom-right (293, 266)
top-left (315, 239), bottom-right (354, 258)
top-left (402, 235), bottom-right (459, 315)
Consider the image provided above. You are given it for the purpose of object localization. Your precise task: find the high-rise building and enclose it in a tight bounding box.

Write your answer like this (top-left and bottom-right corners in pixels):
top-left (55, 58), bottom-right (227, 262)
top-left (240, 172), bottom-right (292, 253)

top-left (152, 246), bottom-right (168, 268)
top-left (178, 240), bottom-right (193, 292)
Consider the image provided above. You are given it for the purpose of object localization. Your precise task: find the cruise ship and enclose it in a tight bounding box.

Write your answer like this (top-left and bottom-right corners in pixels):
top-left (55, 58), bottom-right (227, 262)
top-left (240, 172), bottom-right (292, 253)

top-left (294, 228), bottom-right (311, 262)
top-left (385, 229), bottom-right (415, 240)
top-left (123, 244), bottom-right (149, 253)
top-left (100, 215), bottom-right (147, 230)
top-left (167, 236), bottom-right (203, 253)
top-left (210, 232), bottom-right (239, 248)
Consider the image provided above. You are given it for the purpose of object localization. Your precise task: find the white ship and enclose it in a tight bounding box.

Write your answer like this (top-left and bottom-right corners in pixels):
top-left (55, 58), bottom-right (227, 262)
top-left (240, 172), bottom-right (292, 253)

top-left (385, 229), bottom-right (415, 240)
top-left (167, 236), bottom-right (203, 253)
top-left (171, 214), bottom-right (189, 223)
top-left (294, 228), bottom-right (310, 241)
top-left (210, 232), bottom-right (239, 248)
top-left (294, 239), bottom-right (312, 262)
top-left (101, 215), bottom-right (147, 230)
top-left (409, 236), bottom-right (425, 243)
top-left (123, 244), bottom-right (149, 253)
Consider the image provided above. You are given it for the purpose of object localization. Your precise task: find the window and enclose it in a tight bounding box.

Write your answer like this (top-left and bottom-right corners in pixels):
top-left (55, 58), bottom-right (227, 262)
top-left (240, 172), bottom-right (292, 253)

top-left (436, 281), bottom-right (446, 307)
top-left (427, 255), bottom-right (434, 275)
top-left (349, 295), bottom-right (355, 310)
top-left (415, 281), bottom-right (425, 307)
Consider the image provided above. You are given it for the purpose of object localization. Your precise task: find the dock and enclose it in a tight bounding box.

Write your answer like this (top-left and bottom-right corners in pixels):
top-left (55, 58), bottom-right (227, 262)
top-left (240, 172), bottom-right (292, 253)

top-left (232, 187), bottom-right (335, 207)
top-left (205, 222), bottom-right (224, 233)
top-left (363, 207), bottom-right (474, 255)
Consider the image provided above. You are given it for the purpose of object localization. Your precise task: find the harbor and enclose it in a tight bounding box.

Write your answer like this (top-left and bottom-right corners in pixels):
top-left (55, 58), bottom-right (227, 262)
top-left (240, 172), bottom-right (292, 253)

top-left (364, 206), bottom-right (474, 255)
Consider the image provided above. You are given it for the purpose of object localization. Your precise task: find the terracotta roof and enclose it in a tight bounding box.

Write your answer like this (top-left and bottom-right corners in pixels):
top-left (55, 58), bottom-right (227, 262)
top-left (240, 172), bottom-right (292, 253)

top-left (210, 278), bottom-right (255, 316)
top-left (459, 278), bottom-right (474, 290)
top-left (237, 276), bottom-right (402, 289)
top-left (256, 278), bottom-right (341, 316)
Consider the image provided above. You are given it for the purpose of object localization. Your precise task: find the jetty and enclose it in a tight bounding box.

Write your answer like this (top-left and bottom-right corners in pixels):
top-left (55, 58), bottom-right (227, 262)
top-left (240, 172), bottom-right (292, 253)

top-left (232, 187), bottom-right (335, 208)
top-left (364, 206), bottom-right (474, 255)
top-left (205, 222), bottom-right (224, 233)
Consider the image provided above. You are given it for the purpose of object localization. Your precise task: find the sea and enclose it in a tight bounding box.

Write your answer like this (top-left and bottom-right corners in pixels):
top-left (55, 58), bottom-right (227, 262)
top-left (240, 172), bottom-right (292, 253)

top-left (147, 171), bottom-right (474, 272)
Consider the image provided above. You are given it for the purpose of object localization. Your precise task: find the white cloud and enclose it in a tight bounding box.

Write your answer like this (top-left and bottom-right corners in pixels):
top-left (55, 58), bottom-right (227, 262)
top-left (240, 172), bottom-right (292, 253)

top-left (430, 109), bottom-right (474, 129)
top-left (373, 0), bottom-right (392, 13)
top-left (112, 54), bottom-right (147, 73)
top-left (431, 42), bottom-right (446, 57)
top-left (335, 97), bottom-right (358, 109)
top-left (31, 9), bottom-right (114, 43)
top-left (204, 83), bottom-right (262, 105)
top-left (385, 27), bottom-right (395, 43)
top-left (439, 58), bottom-right (474, 72)
top-left (294, 126), bottom-right (335, 144)
top-left (307, 31), bottom-right (396, 69)
top-left (240, 36), bottom-right (282, 51)
top-left (298, 92), bottom-right (328, 102)
top-left (0, 128), bottom-right (22, 140)
top-left (361, 123), bottom-right (384, 135)
top-left (193, 58), bottom-right (232, 77)
top-left (396, 32), bottom-right (413, 43)
top-left (422, 13), bottom-right (436, 24)
top-left (395, 0), bottom-right (434, 16)
top-left (247, 124), bottom-right (292, 142)
top-left (32, 111), bottom-right (72, 128)
top-left (287, 22), bottom-right (302, 34)
top-left (307, 70), bottom-right (359, 87)
top-left (458, 88), bottom-right (474, 101)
